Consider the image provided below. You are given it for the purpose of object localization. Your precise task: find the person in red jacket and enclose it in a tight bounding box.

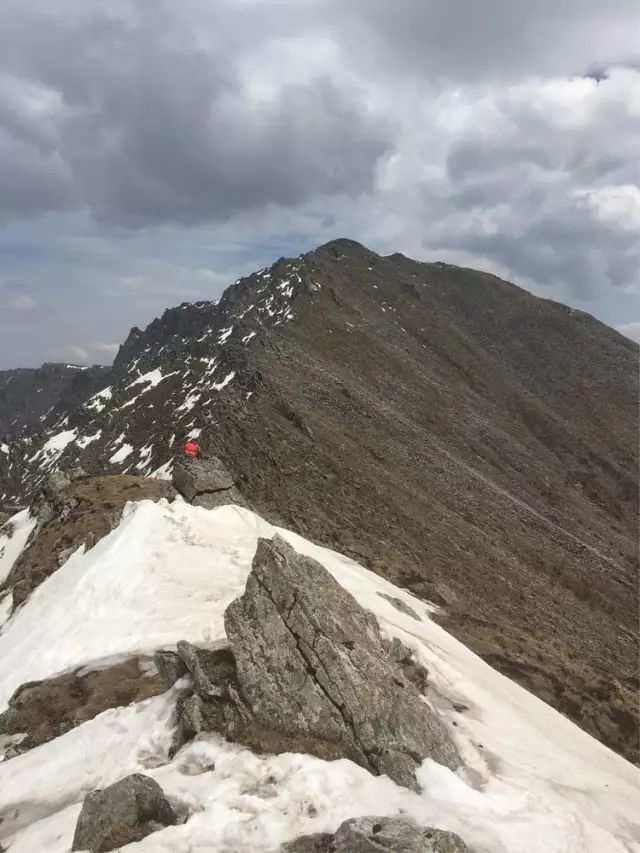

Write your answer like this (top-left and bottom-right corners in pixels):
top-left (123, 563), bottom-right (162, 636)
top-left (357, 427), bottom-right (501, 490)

top-left (183, 436), bottom-right (202, 460)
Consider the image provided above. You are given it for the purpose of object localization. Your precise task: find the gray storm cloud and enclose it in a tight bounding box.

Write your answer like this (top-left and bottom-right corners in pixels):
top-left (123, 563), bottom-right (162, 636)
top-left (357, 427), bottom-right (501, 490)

top-left (0, 0), bottom-right (638, 367)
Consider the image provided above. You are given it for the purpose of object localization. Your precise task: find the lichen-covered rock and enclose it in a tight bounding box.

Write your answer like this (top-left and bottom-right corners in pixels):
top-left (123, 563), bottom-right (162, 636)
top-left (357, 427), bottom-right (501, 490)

top-left (282, 816), bottom-right (471, 852)
top-left (383, 638), bottom-right (429, 695)
top-left (172, 456), bottom-right (248, 508)
top-left (193, 485), bottom-right (248, 510)
top-left (176, 641), bottom-right (236, 699)
top-left (71, 773), bottom-right (177, 852)
top-left (175, 692), bottom-right (226, 743)
top-left (153, 650), bottom-right (188, 688)
top-left (224, 535), bottom-right (460, 790)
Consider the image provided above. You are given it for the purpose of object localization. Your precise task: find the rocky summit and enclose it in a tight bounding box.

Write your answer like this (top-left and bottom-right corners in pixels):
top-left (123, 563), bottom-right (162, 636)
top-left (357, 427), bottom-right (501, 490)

top-left (0, 238), bottom-right (638, 765)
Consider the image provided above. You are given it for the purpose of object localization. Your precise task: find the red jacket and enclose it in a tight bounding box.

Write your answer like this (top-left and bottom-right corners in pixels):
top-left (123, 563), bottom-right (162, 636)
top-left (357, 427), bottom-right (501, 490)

top-left (183, 440), bottom-right (201, 459)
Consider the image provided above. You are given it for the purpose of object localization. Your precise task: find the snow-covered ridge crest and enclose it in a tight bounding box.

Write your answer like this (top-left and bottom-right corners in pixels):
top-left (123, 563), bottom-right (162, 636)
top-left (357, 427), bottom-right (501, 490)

top-left (0, 497), bottom-right (638, 853)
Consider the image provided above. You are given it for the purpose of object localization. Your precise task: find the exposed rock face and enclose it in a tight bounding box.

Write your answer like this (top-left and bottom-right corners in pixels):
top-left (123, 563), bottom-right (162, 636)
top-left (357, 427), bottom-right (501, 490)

top-left (32, 469), bottom-right (72, 521)
top-left (172, 456), bottom-right (249, 509)
top-left (282, 816), bottom-right (471, 852)
top-left (154, 650), bottom-right (188, 688)
top-left (0, 657), bottom-right (166, 759)
top-left (383, 638), bottom-right (429, 695)
top-left (176, 641), bottom-right (236, 699)
top-left (71, 773), bottom-right (177, 852)
top-left (0, 362), bottom-right (110, 437)
top-left (224, 535), bottom-right (459, 790)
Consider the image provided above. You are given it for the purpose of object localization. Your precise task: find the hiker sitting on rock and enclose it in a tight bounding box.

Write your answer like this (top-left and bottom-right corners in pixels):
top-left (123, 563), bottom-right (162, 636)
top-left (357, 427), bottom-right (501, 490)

top-left (182, 436), bottom-right (202, 460)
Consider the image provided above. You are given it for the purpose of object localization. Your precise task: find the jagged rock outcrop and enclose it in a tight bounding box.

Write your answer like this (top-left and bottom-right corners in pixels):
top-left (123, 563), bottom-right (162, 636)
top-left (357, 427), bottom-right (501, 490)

top-left (0, 363), bottom-right (110, 437)
top-left (223, 535), bottom-right (459, 790)
top-left (175, 641), bottom-right (236, 699)
top-left (382, 637), bottom-right (429, 695)
top-left (282, 816), bottom-right (471, 852)
top-left (154, 650), bottom-right (188, 688)
top-left (163, 537), bottom-right (448, 789)
top-left (71, 773), bottom-right (177, 852)
top-left (0, 657), bottom-right (165, 759)
top-left (172, 456), bottom-right (249, 509)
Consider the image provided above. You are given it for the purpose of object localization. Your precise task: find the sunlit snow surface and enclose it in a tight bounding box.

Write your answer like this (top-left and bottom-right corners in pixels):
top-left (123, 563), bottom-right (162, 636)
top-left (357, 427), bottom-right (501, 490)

top-left (0, 499), bottom-right (638, 852)
top-left (0, 508), bottom-right (35, 586)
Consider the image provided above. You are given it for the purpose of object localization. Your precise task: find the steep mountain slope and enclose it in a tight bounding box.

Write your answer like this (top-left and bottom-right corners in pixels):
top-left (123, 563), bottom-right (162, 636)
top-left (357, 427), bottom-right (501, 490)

top-left (0, 495), bottom-right (639, 852)
top-left (0, 239), bottom-right (637, 762)
top-left (0, 362), bottom-right (109, 505)
top-left (0, 363), bottom-right (109, 437)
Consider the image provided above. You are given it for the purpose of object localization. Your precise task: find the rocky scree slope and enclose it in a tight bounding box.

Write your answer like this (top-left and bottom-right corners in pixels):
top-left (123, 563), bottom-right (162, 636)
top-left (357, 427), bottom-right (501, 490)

top-left (0, 238), bottom-right (638, 762)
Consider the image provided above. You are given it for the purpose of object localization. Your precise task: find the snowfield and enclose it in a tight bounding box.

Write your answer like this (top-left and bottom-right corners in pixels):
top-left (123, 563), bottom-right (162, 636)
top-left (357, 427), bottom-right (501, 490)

top-left (0, 498), bottom-right (638, 853)
top-left (0, 508), bottom-right (36, 587)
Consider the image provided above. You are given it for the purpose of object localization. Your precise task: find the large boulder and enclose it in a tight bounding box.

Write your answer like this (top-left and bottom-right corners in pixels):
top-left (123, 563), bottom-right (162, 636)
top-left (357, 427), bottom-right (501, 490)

top-left (172, 456), bottom-right (249, 509)
top-left (224, 536), bottom-right (460, 790)
top-left (71, 773), bottom-right (177, 852)
top-left (282, 816), bottom-right (471, 852)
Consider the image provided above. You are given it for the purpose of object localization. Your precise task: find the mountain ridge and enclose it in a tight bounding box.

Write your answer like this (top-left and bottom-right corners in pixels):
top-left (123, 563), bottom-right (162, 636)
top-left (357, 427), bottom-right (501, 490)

top-left (0, 238), bottom-right (637, 762)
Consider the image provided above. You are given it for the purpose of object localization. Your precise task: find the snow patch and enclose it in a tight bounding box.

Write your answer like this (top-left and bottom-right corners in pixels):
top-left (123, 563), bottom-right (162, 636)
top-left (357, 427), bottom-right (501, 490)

top-left (86, 387), bottom-right (112, 412)
top-left (0, 509), bottom-right (36, 586)
top-left (218, 326), bottom-right (233, 345)
top-left (76, 430), bottom-right (102, 450)
top-left (150, 460), bottom-right (173, 481)
top-left (109, 443), bottom-right (133, 464)
top-left (176, 392), bottom-right (201, 413)
top-left (212, 371), bottom-right (235, 391)
top-left (135, 445), bottom-right (154, 472)
top-left (128, 368), bottom-right (171, 390)
top-left (30, 429), bottom-right (78, 466)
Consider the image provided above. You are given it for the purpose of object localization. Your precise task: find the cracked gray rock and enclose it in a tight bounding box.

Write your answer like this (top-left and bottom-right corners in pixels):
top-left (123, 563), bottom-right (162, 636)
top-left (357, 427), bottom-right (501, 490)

top-left (154, 650), bottom-right (188, 688)
top-left (71, 773), bottom-right (177, 852)
top-left (172, 456), bottom-right (249, 509)
top-left (176, 642), bottom-right (236, 699)
top-left (382, 638), bottom-right (429, 695)
top-left (282, 816), bottom-right (472, 852)
top-left (224, 535), bottom-right (460, 790)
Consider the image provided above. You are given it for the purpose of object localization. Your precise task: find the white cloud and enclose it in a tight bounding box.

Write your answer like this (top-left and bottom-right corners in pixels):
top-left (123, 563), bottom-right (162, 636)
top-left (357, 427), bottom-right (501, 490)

top-left (92, 343), bottom-right (119, 357)
top-left (616, 322), bottom-right (640, 343)
top-left (0, 0), bottom-right (638, 367)
top-left (63, 345), bottom-right (89, 363)
top-left (8, 293), bottom-right (36, 311)
top-left (59, 342), bottom-right (120, 365)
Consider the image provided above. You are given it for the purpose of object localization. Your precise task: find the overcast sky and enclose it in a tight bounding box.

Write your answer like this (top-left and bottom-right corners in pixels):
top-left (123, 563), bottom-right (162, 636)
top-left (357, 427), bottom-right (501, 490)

top-left (1, 0), bottom-right (639, 368)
